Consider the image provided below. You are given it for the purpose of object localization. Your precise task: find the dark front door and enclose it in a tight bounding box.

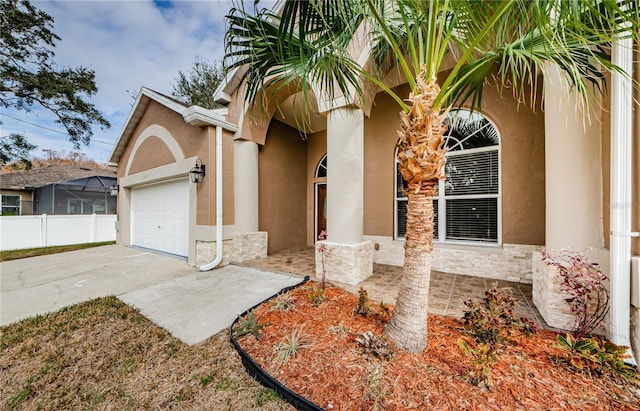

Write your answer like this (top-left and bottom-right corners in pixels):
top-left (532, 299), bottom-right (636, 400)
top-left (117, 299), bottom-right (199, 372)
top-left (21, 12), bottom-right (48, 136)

top-left (316, 183), bottom-right (327, 241)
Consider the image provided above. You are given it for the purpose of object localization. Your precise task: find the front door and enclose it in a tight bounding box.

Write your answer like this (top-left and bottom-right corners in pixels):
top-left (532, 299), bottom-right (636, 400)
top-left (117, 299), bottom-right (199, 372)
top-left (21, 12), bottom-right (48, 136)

top-left (315, 183), bottom-right (327, 241)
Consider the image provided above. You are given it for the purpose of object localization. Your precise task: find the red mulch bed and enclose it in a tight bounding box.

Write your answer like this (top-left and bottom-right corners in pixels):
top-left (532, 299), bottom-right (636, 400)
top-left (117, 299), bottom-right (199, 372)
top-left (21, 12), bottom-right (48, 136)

top-left (236, 282), bottom-right (640, 411)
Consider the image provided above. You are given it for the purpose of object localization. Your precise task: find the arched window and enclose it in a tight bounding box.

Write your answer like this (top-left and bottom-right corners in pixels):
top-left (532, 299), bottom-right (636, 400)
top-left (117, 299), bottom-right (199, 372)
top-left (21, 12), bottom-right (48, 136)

top-left (315, 155), bottom-right (327, 178)
top-left (395, 110), bottom-right (500, 244)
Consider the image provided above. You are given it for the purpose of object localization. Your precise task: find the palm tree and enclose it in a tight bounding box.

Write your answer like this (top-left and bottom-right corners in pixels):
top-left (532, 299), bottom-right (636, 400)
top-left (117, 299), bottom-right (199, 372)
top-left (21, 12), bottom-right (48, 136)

top-left (225, 0), bottom-right (639, 352)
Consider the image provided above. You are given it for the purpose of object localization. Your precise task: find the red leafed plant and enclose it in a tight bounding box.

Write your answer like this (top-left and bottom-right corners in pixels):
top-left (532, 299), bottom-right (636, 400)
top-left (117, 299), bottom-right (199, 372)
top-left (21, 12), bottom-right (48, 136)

top-left (317, 230), bottom-right (328, 289)
top-left (541, 249), bottom-right (609, 339)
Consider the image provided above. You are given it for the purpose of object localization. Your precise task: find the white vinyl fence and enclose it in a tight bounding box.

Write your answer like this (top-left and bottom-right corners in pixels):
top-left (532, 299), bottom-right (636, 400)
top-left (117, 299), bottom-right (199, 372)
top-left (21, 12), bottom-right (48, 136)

top-left (0, 214), bottom-right (116, 251)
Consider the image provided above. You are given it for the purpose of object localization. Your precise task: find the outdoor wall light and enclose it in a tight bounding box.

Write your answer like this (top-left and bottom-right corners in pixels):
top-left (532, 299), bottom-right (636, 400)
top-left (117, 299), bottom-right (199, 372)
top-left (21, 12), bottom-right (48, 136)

top-left (189, 161), bottom-right (206, 184)
top-left (109, 184), bottom-right (119, 196)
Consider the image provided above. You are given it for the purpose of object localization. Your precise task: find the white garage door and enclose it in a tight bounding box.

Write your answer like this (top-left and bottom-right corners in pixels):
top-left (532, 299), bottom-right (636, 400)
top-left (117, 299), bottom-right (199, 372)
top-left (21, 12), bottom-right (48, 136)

top-left (131, 178), bottom-right (189, 257)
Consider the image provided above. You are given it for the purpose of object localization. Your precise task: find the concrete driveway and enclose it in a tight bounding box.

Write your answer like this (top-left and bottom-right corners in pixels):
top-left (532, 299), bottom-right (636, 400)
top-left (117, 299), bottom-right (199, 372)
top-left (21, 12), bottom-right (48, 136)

top-left (1, 245), bottom-right (199, 326)
top-left (1, 245), bottom-right (302, 344)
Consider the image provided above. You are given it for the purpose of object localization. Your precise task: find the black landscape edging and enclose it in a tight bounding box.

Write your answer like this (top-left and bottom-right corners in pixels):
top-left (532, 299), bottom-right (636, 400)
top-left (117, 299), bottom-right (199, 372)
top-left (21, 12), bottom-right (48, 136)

top-left (229, 275), bottom-right (325, 411)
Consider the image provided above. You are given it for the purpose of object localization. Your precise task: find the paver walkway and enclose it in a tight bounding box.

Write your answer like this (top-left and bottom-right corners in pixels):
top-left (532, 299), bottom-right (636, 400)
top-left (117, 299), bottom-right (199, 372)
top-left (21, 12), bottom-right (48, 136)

top-left (240, 247), bottom-right (548, 329)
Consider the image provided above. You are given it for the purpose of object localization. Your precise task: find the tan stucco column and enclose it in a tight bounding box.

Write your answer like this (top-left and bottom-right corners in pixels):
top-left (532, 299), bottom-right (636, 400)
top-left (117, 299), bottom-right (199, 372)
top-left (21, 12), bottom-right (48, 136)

top-left (316, 106), bottom-right (372, 285)
top-left (234, 139), bottom-right (259, 233)
top-left (532, 63), bottom-right (605, 330)
top-left (327, 107), bottom-right (365, 243)
top-left (233, 138), bottom-right (267, 262)
top-left (544, 66), bottom-right (604, 251)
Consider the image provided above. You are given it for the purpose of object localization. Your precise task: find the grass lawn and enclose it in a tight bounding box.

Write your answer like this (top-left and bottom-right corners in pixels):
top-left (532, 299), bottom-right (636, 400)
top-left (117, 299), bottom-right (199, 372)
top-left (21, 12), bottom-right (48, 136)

top-left (0, 241), bottom-right (116, 262)
top-left (0, 297), bottom-right (293, 410)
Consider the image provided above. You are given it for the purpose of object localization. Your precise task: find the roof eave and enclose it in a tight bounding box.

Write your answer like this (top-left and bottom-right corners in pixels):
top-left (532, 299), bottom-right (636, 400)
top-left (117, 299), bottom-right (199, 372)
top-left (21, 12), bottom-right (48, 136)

top-left (182, 106), bottom-right (237, 131)
top-left (109, 87), bottom-right (238, 165)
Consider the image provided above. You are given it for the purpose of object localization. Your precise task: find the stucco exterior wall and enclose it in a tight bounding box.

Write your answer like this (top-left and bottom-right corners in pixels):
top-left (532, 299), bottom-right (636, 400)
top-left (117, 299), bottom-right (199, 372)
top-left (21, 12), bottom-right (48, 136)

top-left (116, 100), bottom-right (234, 226)
top-left (0, 189), bottom-right (33, 215)
top-left (198, 127), bottom-right (235, 227)
top-left (360, 82), bottom-right (546, 246)
top-left (118, 101), bottom-right (199, 175)
top-left (128, 136), bottom-right (175, 175)
top-left (306, 130), bottom-right (327, 245)
top-left (363, 91), bottom-right (398, 237)
top-left (259, 120), bottom-right (308, 253)
top-left (118, 101), bottom-right (205, 177)
top-left (483, 86), bottom-right (546, 246)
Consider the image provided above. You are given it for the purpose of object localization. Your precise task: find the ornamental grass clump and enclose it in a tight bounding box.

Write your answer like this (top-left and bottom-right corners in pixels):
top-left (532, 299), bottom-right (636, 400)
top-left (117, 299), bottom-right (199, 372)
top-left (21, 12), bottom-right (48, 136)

top-left (269, 291), bottom-right (296, 312)
top-left (274, 327), bottom-right (311, 366)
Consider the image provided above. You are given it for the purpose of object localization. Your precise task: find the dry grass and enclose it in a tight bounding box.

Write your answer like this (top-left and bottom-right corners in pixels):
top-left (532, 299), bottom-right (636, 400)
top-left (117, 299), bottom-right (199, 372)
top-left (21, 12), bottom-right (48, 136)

top-left (0, 296), bottom-right (293, 410)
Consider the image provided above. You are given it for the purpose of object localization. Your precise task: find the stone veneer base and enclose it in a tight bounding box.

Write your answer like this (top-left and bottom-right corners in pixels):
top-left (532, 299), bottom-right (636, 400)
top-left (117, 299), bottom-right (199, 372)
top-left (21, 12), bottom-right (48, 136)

top-left (196, 232), bottom-right (268, 266)
top-left (365, 235), bottom-right (539, 283)
top-left (315, 240), bottom-right (373, 285)
top-left (531, 251), bottom-right (575, 330)
top-left (232, 231), bottom-right (268, 263)
top-left (195, 239), bottom-right (234, 267)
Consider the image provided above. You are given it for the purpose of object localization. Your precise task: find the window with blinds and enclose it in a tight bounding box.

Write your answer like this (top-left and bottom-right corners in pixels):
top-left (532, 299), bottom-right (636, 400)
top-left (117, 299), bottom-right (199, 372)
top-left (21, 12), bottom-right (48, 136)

top-left (395, 110), bottom-right (500, 244)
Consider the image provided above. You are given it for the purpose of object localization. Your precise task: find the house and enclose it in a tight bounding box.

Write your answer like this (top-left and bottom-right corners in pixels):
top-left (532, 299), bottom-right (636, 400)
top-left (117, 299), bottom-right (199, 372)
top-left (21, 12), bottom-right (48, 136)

top-left (108, 36), bottom-right (638, 357)
top-left (0, 164), bottom-right (117, 216)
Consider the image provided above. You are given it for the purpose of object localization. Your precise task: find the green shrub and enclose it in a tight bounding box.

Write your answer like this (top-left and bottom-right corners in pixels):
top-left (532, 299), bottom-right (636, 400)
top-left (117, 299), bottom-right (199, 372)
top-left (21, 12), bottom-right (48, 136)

top-left (557, 333), bottom-right (638, 383)
top-left (462, 282), bottom-right (536, 347)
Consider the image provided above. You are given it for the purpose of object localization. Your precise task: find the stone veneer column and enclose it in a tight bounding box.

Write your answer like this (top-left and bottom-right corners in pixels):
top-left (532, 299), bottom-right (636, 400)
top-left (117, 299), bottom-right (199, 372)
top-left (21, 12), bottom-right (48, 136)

top-left (316, 107), bottom-right (372, 285)
top-left (233, 139), bottom-right (267, 262)
top-left (532, 63), bottom-right (605, 330)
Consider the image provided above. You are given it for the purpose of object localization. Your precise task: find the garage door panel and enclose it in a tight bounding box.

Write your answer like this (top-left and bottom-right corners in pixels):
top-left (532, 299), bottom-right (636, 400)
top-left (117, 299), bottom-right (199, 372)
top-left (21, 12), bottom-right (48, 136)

top-left (131, 179), bottom-right (189, 257)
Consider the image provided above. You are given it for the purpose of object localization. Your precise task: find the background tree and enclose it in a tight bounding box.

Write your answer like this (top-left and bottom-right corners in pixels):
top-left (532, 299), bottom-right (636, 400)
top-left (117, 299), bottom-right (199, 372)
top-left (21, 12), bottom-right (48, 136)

top-left (170, 56), bottom-right (224, 109)
top-left (0, 0), bottom-right (110, 154)
top-left (0, 133), bottom-right (35, 167)
top-left (0, 148), bottom-right (104, 173)
top-left (225, 0), bottom-right (639, 352)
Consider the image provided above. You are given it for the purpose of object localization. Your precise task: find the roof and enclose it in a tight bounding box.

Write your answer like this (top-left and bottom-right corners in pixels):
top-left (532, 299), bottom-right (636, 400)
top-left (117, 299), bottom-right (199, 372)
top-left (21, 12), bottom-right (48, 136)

top-left (108, 87), bottom-right (237, 165)
top-left (0, 164), bottom-right (117, 190)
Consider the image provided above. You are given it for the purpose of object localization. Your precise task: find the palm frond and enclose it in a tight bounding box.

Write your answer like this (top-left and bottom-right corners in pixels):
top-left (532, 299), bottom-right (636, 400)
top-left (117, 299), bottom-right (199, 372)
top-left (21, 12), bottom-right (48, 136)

top-left (440, 0), bottom-right (639, 112)
top-left (225, 0), bottom-right (639, 122)
top-left (224, 1), bottom-right (364, 119)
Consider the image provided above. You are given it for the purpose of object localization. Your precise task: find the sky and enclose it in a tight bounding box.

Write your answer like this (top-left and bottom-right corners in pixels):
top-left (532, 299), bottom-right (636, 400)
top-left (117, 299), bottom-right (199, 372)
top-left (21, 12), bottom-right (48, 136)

top-left (2, 0), bottom-right (275, 164)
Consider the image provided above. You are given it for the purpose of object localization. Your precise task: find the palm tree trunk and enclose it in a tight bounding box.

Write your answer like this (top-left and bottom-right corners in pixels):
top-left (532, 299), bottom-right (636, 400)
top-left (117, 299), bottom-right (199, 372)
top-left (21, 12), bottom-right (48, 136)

top-left (384, 71), bottom-right (447, 353)
top-left (385, 187), bottom-right (437, 353)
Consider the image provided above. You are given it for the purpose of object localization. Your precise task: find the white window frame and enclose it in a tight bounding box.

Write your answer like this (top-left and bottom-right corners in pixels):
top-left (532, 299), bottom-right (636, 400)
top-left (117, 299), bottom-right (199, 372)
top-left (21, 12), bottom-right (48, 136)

top-left (67, 198), bottom-right (95, 214)
top-left (67, 198), bottom-right (82, 214)
top-left (93, 199), bottom-right (107, 214)
top-left (1, 194), bottom-right (21, 215)
top-left (394, 111), bottom-right (501, 246)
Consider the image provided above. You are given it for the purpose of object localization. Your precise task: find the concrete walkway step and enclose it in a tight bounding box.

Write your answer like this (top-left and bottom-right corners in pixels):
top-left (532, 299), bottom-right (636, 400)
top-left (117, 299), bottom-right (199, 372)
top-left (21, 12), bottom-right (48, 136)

top-left (119, 265), bottom-right (302, 345)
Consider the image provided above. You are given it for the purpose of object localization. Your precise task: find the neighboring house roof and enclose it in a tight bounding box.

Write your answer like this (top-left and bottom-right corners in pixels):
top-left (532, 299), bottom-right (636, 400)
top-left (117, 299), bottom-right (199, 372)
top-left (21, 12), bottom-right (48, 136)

top-left (0, 164), bottom-right (117, 190)
top-left (108, 87), bottom-right (237, 165)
